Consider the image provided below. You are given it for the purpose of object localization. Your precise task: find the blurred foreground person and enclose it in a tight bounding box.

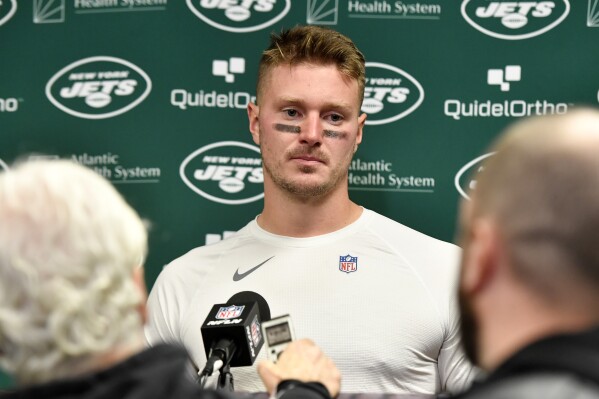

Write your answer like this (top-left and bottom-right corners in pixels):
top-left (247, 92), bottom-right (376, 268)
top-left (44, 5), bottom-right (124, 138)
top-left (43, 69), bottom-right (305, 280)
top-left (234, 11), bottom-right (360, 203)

top-left (0, 160), bottom-right (339, 399)
top-left (455, 108), bottom-right (599, 398)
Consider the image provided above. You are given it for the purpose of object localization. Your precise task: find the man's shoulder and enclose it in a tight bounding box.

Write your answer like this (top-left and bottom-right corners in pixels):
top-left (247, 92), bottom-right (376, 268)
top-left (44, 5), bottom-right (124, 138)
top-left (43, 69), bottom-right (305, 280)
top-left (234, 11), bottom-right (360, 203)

top-left (364, 208), bottom-right (459, 254)
top-left (165, 223), bottom-right (254, 271)
top-left (461, 373), bottom-right (599, 399)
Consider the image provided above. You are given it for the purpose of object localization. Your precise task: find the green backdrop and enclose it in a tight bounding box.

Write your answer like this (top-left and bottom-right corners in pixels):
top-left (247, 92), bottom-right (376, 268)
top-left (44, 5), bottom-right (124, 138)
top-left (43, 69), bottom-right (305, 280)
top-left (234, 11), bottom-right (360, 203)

top-left (0, 0), bottom-right (596, 389)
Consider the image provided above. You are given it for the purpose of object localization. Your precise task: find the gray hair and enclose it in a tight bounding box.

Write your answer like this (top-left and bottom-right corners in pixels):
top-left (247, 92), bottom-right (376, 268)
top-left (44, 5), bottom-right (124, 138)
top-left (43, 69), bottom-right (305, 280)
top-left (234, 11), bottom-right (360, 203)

top-left (0, 159), bottom-right (148, 384)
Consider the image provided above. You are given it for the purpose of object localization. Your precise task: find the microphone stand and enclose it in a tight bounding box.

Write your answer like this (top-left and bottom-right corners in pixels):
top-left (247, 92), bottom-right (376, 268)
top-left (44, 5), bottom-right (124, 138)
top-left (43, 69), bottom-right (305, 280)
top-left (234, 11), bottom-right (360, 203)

top-left (217, 363), bottom-right (234, 391)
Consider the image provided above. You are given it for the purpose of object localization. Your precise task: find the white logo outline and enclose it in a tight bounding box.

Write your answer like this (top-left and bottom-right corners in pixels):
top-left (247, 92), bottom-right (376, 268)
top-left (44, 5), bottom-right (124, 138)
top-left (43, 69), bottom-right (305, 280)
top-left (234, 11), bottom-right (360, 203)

top-left (33, 0), bottom-right (65, 23)
top-left (0, 158), bottom-right (8, 172)
top-left (0, 0), bottom-right (17, 27)
top-left (364, 62), bottom-right (425, 126)
top-left (461, 0), bottom-right (570, 40)
top-left (455, 152), bottom-right (496, 200)
top-left (588, 0), bottom-right (599, 27)
top-left (186, 0), bottom-right (291, 33)
top-left (180, 141), bottom-right (264, 205)
top-left (45, 56), bottom-right (152, 120)
top-left (307, 0), bottom-right (338, 25)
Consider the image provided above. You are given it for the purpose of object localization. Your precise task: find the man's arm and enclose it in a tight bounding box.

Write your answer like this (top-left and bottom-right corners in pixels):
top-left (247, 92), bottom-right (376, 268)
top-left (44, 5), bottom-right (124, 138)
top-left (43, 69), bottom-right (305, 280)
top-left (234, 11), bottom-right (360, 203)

top-left (438, 291), bottom-right (478, 394)
top-left (144, 266), bottom-right (185, 346)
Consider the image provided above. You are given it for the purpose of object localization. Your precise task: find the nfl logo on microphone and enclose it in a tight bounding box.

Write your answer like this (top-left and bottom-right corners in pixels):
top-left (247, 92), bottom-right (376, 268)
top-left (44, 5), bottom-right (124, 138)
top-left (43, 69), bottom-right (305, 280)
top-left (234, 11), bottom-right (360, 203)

top-left (216, 305), bottom-right (245, 319)
top-left (339, 254), bottom-right (358, 274)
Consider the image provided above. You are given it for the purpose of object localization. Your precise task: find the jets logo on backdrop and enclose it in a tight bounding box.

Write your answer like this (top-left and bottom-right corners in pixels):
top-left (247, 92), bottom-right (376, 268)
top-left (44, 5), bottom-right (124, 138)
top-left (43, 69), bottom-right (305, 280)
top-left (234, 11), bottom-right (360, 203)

top-left (180, 141), bottom-right (264, 205)
top-left (461, 0), bottom-right (570, 40)
top-left (362, 62), bottom-right (424, 126)
top-left (0, 0), bottom-right (17, 27)
top-left (339, 254), bottom-right (358, 274)
top-left (46, 56), bottom-right (152, 119)
top-left (216, 305), bottom-right (245, 319)
top-left (455, 153), bottom-right (495, 200)
top-left (186, 0), bottom-right (290, 33)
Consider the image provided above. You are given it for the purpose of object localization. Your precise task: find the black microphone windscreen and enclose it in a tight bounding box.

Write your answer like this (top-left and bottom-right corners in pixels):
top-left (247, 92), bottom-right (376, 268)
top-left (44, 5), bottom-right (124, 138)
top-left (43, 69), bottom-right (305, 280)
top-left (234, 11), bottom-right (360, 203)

top-left (227, 291), bottom-right (271, 321)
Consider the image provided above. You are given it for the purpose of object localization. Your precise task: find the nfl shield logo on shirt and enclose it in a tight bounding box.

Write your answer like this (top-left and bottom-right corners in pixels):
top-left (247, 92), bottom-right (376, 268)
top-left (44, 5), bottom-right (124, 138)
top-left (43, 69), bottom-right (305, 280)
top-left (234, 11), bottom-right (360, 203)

top-left (216, 305), bottom-right (245, 319)
top-left (339, 254), bottom-right (358, 274)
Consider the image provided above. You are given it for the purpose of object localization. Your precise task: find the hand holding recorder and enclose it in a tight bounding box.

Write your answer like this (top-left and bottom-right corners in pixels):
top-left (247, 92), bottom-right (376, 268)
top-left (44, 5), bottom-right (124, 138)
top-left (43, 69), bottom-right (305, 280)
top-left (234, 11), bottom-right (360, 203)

top-left (257, 339), bottom-right (341, 398)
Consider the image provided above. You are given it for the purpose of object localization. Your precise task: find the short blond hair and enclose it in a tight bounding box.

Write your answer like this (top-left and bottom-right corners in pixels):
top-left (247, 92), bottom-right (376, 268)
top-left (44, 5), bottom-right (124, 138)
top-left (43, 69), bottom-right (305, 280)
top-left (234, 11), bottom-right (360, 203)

top-left (256, 25), bottom-right (366, 106)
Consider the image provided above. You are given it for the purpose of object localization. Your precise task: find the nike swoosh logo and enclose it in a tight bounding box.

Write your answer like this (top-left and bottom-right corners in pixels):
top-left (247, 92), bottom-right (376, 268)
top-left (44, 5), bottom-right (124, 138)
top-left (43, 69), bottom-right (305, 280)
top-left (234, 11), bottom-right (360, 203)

top-left (233, 256), bottom-right (275, 281)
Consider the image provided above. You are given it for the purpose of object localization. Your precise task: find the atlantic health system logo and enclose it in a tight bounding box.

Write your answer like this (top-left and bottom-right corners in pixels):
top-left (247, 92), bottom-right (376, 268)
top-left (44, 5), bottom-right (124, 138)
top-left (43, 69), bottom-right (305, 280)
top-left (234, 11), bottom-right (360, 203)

top-left (186, 0), bottom-right (290, 33)
top-left (362, 62), bottom-right (424, 125)
top-left (46, 56), bottom-right (152, 119)
top-left (180, 141), bottom-right (264, 205)
top-left (461, 0), bottom-right (570, 40)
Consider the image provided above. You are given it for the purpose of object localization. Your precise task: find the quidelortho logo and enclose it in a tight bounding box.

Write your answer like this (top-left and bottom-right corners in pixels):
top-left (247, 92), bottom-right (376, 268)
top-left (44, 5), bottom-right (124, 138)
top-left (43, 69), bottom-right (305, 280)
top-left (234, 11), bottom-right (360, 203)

top-left (362, 62), bottom-right (424, 125)
top-left (171, 57), bottom-right (255, 111)
top-left (444, 65), bottom-right (570, 120)
top-left (180, 141), bottom-right (264, 205)
top-left (488, 65), bottom-right (521, 91)
top-left (213, 57), bottom-right (245, 83)
top-left (0, 0), bottom-right (17, 27)
top-left (348, 157), bottom-right (435, 193)
top-left (186, 0), bottom-right (290, 33)
top-left (455, 153), bottom-right (495, 200)
top-left (461, 0), bottom-right (570, 40)
top-left (45, 56), bottom-right (151, 119)
top-left (0, 97), bottom-right (21, 112)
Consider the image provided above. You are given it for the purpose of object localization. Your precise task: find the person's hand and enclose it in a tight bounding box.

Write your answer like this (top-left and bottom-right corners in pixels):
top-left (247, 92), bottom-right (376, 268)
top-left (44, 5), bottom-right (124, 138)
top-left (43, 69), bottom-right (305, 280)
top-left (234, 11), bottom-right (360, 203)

top-left (257, 339), bottom-right (341, 397)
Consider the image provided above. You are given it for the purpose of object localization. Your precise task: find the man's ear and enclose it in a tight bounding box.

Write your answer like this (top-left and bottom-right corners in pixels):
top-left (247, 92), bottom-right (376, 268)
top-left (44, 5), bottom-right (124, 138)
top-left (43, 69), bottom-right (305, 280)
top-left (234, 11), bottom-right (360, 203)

top-left (132, 266), bottom-right (148, 325)
top-left (356, 112), bottom-right (367, 147)
top-left (248, 102), bottom-right (260, 145)
top-left (461, 218), bottom-right (501, 296)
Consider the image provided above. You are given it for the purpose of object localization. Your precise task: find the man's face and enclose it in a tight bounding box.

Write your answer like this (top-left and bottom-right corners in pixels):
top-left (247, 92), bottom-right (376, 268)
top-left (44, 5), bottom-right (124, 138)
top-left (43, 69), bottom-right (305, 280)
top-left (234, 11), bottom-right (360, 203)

top-left (457, 199), bottom-right (481, 366)
top-left (248, 63), bottom-right (366, 198)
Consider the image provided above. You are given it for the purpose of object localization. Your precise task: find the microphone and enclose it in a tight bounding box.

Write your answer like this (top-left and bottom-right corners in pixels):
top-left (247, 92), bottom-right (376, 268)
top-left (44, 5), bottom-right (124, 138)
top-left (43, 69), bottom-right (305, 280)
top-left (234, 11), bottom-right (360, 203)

top-left (199, 291), bottom-right (271, 381)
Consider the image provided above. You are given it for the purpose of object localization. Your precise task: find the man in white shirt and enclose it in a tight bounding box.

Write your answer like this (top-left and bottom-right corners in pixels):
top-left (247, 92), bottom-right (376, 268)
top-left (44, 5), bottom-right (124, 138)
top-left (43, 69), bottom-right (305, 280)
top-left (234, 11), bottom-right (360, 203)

top-left (146, 25), bottom-right (474, 394)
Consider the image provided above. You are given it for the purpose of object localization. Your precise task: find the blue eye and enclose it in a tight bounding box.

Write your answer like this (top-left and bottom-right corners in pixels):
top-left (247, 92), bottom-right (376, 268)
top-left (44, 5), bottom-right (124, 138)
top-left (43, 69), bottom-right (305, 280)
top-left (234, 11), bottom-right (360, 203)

top-left (285, 109), bottom-right (298, 117)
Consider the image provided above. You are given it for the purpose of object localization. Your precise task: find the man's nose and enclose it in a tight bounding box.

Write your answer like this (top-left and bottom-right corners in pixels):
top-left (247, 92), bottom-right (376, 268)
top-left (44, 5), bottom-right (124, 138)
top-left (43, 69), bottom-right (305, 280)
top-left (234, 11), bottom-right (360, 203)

top-left (298, 113), bottom-right (322, 146)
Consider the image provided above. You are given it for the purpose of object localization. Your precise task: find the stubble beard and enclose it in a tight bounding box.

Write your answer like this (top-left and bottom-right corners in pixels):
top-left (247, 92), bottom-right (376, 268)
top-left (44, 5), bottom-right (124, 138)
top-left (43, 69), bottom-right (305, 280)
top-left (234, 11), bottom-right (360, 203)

top-left (262, 149), bottom-right (352, 199)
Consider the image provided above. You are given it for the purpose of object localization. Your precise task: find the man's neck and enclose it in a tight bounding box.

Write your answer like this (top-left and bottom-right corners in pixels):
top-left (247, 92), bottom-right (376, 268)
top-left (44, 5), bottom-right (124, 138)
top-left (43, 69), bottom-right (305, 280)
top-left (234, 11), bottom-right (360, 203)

top-left (258, 184), bottom-right (362, 237)
top-left (479, 294), bottom-right (599, 372)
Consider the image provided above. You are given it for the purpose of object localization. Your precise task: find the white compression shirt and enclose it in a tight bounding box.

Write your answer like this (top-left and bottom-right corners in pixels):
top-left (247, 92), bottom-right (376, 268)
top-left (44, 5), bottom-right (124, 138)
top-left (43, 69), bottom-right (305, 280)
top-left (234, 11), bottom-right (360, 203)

top-left (145, 208), bottom-right (475, 394)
